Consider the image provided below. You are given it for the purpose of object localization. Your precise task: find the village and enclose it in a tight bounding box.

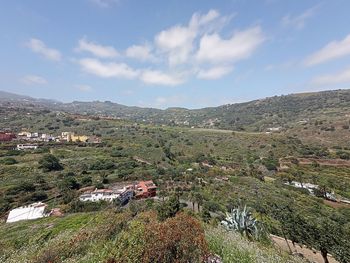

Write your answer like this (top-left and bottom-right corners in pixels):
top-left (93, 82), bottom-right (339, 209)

top-left (0, 130), bottom-right (101, 150)
top-left (6, 180), bottom-right (157, 223)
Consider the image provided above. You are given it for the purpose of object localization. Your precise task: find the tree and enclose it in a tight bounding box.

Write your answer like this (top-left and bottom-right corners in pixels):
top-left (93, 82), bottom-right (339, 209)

top-left (200, 207), bottom-right (211, 223)
top-left (274, 205), bottom-right (309, 252)
top-left (39, 154), bottom-right (63, 172)
top-left (156, 194), bottom-right (180, 221)
top-left (188, 191), bottom-right (196, 211)
top-left (291, 168), bottom-right (304, 187)
top-left (304, 218), bottom-right (339, 263)
top-left (194, 192), bottom-right (203, 212)
top-left (273, 204), bottom-right (350, 263)
top-left (81, 176), bottom-right (92, 186)
top-left (60, 177), bottom-right (80, 190)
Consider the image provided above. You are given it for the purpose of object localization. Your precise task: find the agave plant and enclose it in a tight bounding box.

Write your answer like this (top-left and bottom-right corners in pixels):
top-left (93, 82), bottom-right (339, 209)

top-left (221, 205), bottom-right (262, 240)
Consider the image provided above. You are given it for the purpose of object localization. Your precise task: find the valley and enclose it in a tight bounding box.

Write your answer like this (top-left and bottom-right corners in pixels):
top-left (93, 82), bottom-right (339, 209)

top-left (1, 89), bottom-right (350, 262)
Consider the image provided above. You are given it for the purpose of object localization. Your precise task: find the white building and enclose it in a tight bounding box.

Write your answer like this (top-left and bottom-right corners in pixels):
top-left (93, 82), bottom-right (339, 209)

top-left (79, 188), bottom-right (133, 204)
top-left (16, 144), bottom-right (38, 150)
top-left (6, 202), bottom-right (48, 223)
top-left (267, 127), bottom-right (282, 132)
top-left (285, 181), bottom-right (337, 201)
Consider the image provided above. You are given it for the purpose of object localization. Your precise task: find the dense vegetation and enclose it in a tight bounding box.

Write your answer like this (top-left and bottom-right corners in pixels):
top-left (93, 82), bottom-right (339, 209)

top-left (1, 89), bottom-right (350, 262)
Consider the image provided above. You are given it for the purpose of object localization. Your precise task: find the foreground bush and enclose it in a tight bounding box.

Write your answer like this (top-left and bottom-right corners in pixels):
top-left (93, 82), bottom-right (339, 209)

top-left (112, 211), bottom-right (208, 263)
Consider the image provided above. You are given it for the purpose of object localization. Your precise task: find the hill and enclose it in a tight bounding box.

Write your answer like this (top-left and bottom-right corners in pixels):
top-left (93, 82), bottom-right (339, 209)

top-left (1, 89), bottom-right (349, 131)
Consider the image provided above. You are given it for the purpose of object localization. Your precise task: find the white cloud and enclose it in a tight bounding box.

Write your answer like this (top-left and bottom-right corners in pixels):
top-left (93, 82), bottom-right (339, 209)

top-left (140, 70), bottom-right (184, 86)
top-left (304, 34), bottom-right (350, 66)
top-left (125, 44), bottom-right (156, 62)
top-left (90, 0), bottom-right (118, 8)
top-left (27, 38), bottom-right (62, 61)
top-left (74, 10), bottom-right (263, 85)
top-left (282, 5), bottom-right (319, 30)
top-left (154, 9), bottom-right (228, 66)
top-left (78, 58), bottom-right (138, 79)
top-left (196, 26), bottom-right (264, 64)
top-left (77, 38), bottom-right (119, 58)
top-left (75, 84), bottom-right (93, 92)
top-left (21, 75), bottom-right (48, 85)
top-left (311, 67), bottom-right (350, 86)
top-left (189, 9), bottom-right (220, 29)
top-left (155, 25), bottom-right (196, 66)
top-left (197, 66), bottom-right (233, 80)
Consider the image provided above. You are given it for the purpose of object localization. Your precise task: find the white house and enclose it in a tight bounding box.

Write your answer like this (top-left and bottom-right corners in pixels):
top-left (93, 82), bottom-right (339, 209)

top-left (16, 144), bottom-right (38, 150)
top-left (267, 127), bottom-right (282, 132)
top-left (6, 202), bottom-right (48, 223)
top-left (285, 181), bottom-right (337, 201)
top-left (79, 188), bottom-right (133, 204)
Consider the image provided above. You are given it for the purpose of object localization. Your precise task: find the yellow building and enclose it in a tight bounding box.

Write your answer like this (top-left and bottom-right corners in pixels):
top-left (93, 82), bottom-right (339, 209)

top-left (65, 132), bottom-right (89, 142)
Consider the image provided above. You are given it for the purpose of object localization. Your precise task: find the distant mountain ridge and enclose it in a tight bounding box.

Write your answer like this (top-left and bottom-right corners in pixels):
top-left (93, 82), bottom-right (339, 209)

top-left (0, 90), bottom-right (58, 104)
top-left (1, 89), bottom-right (349, 131)
top-left (0, 90), bottom-right (32, 101)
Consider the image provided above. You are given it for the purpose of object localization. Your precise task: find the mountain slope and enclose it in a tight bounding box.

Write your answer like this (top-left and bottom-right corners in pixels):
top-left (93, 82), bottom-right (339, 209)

top-left (1, 89), bottom-right (349, 131)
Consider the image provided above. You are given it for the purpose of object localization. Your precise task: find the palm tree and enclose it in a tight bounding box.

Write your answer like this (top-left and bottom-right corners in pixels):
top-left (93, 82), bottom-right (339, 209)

top-left (188, 191), bottom-right (196, 211)
top-left (194, 192), bottom-right (203, 212)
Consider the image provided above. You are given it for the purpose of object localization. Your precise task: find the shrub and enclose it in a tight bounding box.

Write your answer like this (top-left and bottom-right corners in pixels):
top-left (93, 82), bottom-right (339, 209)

top-left (1, 157), bottom-right (17, 165)
top-left (221, 205), bottom-right (266, 241)
top-left (39, 154), bottom-right (63, 172)
top-left (89, 159), bottom-right (116, 170)
top-left (113, 212), bottom-right (208, 263)
top-left (156, 194), bottom-right (180, 221)
top-left (30, 191), bottom-right (48, 201)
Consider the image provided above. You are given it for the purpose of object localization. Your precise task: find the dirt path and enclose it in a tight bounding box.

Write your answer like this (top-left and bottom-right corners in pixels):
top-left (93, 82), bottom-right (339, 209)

top-left (186, 127), bottom-right (266, 135)
top-left (271, 235), bottom-right (338, 263)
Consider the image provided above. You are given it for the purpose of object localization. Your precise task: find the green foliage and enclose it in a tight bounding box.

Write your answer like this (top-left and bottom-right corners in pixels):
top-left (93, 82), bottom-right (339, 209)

top-left (113, 212), bottom-right (208, 263)
top-left (89, 159), bottom-right (116, 170)
top-left (81, 176), bottom-right (92, 186)
top-left (156, 195), bottom-right (181, 221)
top-left (60, 177), bottom-right (80, 190)
top-left (29, 191), bottom-right (48, 201)
top-left (6, 181), bottom-right (36, 195)
top-left (206, 227), bottom-right (303, 263)
top-left (1, 157), bottom-right (17, 165)
top-left (200, 207), bottom-right (211, 223)
top-left (38, 154), bottom-right (63, 172)
top-left (222, 205), bottom-right (266, 241)
top-left (69, 200), bottom-right (109, 212)
top-left (262, 152), bottom-right (279, 171)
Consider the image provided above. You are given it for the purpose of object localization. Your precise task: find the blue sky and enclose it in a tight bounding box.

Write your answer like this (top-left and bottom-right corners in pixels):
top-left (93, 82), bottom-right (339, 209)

top-left (1, 0), bottom-right (350, 109)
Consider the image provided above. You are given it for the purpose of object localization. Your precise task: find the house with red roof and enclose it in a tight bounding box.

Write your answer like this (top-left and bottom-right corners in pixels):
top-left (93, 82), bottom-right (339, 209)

top-left (135, 180), bottom-right (157, 199)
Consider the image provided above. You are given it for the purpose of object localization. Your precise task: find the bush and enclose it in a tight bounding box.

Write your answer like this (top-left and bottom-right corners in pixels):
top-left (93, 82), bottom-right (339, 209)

top-left (69, 200), bottom-right (109, 212)
top-left (6, 181), bottom-right (36, 195)
top-left (156, 195), bottom-right (180, 221)
top-left (4, 150), bottom-right (21, 156)
top-left (89, 159), bottom-right (116, 170)
top-left (81, 176), bottom-right (92, 186)
top-left (60, 177), bottom-right (80, 190)
top-left (113, 212), bottom-right (208, 263)
top-left (39, 154), bottom-right (63, 172)
top-left (1, 157), bottom-right (17, 165)
top-left (336, 151), bottom-right (350, 160)
top-left (30, 191), bottom-right (48, 201)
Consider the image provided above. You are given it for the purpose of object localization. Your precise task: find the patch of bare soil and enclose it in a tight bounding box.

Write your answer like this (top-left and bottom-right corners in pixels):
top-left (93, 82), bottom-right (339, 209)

top-left (271, 235), bottom-right (338, 263)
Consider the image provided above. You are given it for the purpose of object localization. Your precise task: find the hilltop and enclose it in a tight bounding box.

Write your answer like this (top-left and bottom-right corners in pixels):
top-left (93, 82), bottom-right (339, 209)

top-left (1, 89), bottom-right (349, 131)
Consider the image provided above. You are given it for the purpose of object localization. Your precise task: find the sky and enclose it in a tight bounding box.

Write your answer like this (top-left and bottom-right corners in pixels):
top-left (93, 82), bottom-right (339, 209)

top-left (1, 0), bottom-right (350, 109)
